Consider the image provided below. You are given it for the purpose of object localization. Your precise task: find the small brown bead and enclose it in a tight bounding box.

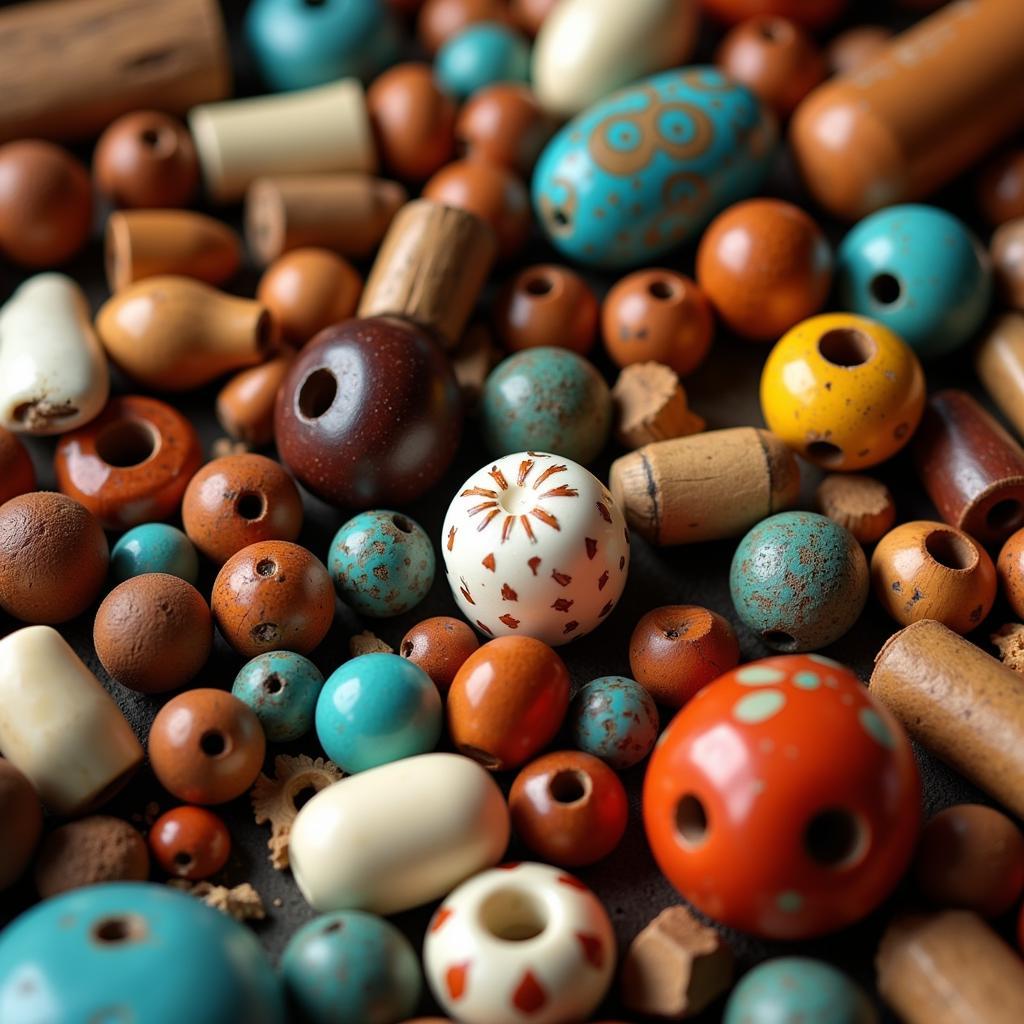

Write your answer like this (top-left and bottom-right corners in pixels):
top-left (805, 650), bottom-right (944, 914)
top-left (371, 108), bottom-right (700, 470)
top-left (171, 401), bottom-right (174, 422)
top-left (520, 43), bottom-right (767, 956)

top-left (0, 758), bottom-right (42, 890)
top-left (400, 616), bottom-right (480, 692)
top-left (493, 264), bottom-right (598, 355)
top-left (0, 427), bottom-right (36, 506)
top-left (216, 353), bottom-right (296, 448)
top-left (417, 0), bottom-right (509, 53)
top-left (455, 83), bottom-right (555, 176)
top-left (509, 0), bottom-right (558, 35)
top-left (992, 218), bottom-right (1024, 311)
top-left (149, 805), bottom-right (231, 880)
top-left (93, 110), bottom-right (200, 209)
top-left (998, 526), bottom-right (1024, 620)
top-left (815, 473), bottom-right (896, 545)
top-left (977, 148), bottom-right (1024, 226)
top-left (34, 816), bottom-right (149, 899)
top-left (826, 24), bottom-right (892, 76)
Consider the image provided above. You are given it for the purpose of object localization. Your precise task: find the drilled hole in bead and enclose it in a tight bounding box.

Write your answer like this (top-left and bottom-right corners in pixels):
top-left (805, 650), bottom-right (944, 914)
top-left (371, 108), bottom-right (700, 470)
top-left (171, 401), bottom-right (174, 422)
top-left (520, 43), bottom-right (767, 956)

top-left (549, 769), bottom-right (590, 804)
top-left (757, 17), bottom-right (788, 42)
top-left (391, 514), bottom-right (413, 534)
top-left (524, 274), bottom-right (553, 296)
top-left (459, 745), bottom-right (502, 770)
top-left (256, 558), bottom-right (277, 577)
top-left (648, 278), bottom-right (677, 300)
top-left (251, 622), bottom-right (281, 646)
top-left (200, 730), bottom-right (227, 757)
top-left (264, 673), bottom-right (284, 694)
top-left (987, 499), bottom-right (1024, 533)
top-left (401, 641), bottom-right (414, 658)
top-left (762, 628), bottom-right (797, 650)
top-left (870, 272), bottom-right (902, 305)
top-left (92, 915), bottom-right (147, 944)
top-left (480, 888), bottom-right (548, 941)
top-left (298, 368), bottom-right (338, 419)
top-left (804, 808), bottom-right (865, 868)
top-left (173, 851), bottom-right (193, 869)
top-left (551, 209), bottom-right (570, 227)
top-left (817, 328), bottom-right (876, 367)
top-left (675, 794), bottom-right (708, 847)
top-left (236, 492), bottom-right (266, 521)
top-left (95, 420), bottom-right (158, 467)
top-left (291, 785), bottom-right (317, 812)
top-left (806, 440), bottom-right (844, 467)
top-left (924, 529), bottom-right (975, 571)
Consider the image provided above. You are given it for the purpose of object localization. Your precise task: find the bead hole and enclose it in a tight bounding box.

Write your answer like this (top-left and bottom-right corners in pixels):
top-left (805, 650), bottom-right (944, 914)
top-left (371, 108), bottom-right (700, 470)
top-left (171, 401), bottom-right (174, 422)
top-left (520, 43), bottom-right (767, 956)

top-left (675, 794), bottom-right (708, 847)
top-left (401, 641), bottom-right (414, 657)
top-left (95, 420), bottom-right (158, 467)
top-left (479, 888), bottom-right (548, 942)
top-left (804, 808), bottom-right (864, 868)
top-left (806, 440), bottom-right (844, 467)
top-left (817, 328), bottom-right (876, 367)
top-left (292, 785), bottom-right (317, 812)
top-left (648, 279), bottom-right (677, 300)
top-left (256, 558), bottom-right (277, 577)
top-left (264, 673), bottom-right (284, 694)
top-left (549, 769), bottom-right (590, 804)
top-left (524, 274), bottom-right (553, 296)
top-left (551, 209), bottom-right (569, 227)
top-left (200, 730), bottom-right (227, 757)
top-left (870, 273), bottom-right (902, 305)
top-left (924, 529), bottom-right (976, 571)
top-left (391, 514), bottom-right (413, 533)
top-left (298, 368), bottom-right (338, 420)
top-left (987, 499), bottom-right (1024, 533)
top-left (236, 491), bottom-right (266, 521)
top-left (173, 851), bottom-right (193, 868)
top-left (92, 915), bottom-right (147, 944)
top-left (762, 628), bottom-right (797, 649)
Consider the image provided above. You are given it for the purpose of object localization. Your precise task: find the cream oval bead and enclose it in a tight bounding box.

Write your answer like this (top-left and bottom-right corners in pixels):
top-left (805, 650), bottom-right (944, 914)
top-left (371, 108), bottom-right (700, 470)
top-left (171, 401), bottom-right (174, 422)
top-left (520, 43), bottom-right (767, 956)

top-left (531, 0), bottom-right (699, 117)
top-left (0, 274), bottom-right (109, 435)
top-left (289, 753), bottom-right (509, 915)
top-left (424, 862), bottom-right (616, 1024)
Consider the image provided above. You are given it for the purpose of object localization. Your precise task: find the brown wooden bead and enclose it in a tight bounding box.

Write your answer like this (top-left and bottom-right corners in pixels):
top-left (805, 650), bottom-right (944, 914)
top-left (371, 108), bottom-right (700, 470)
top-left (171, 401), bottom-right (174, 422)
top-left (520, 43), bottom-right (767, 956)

top-left (0, 428), bottom-right (36, 506)
top-left (417, 0), bottom-right (510, 53)
top-left (149, 688), bottom-right (266, 805)
top-left (815, 473), bottom-right (895, 545)
top-left (977, 148), bottom-right (1024, 226)
top-left (826, 25), bottom-right (892, 76)
top-left (33, 816), bottom-right (149, 898)
top-left (976, 314), bottom-right (1024, 443)
top-left (149, 805), bottom-right (230, 880)
top-left (509, 0), bottom-right (558, 35)
top-left (991, 219), bottom-right (1024, 310)
top-left (611, 363), bottom-right (705, 449)
top-left (455, 83), bottom-right (555, 176)
top-left (400, 616), bottom-right (480, 693)
top-left (998, 526), bottom-right (1024, 619)
top-left (0, 758), bottom-right (42, 891)
top-left (493, 264), bottom-right (597, 355)
top-left (216, 352), bottom-right (295, 448)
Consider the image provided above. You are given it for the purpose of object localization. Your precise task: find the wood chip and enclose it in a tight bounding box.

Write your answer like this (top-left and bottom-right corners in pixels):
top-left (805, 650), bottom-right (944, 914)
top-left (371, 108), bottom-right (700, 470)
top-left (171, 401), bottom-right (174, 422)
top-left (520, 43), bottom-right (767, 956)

top-left (349, 629), bottom-right (393, 657)
top-left (451, 321), bottom-right (502, 413)
top-left (992, 623), bottom-right (1024, 672)
top-left (816, 473), bottom-right (896, 544)
top-left (169, 880), bottom-right (266, 922)
top-left (611, 362), bottom-right (705, 449)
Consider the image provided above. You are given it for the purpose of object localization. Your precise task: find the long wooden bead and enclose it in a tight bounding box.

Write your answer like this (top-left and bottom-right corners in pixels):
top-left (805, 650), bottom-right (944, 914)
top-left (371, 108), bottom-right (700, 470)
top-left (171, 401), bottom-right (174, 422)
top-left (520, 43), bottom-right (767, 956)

top-left (975, 313), bottom-right (1024, 442)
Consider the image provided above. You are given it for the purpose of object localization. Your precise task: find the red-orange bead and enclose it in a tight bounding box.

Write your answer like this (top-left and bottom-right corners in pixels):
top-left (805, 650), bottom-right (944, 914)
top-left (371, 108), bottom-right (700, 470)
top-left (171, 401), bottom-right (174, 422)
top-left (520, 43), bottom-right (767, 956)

top-left (998, 526), bottom-right (1024, 620)
top-left (455, 83), bottom-right (555, 176)
top-left (400, 616), bottom-right (480, 692)
top-left (0, 428), bottom-right (35, 506)
top-left (493, 264), bottom-right (598, 355)
top-left (700, 0), bottom-right (846, 30)
top-left (417, 0), bottom-right (510, 53)
top-left (149, 806), bottom-right (231, 880)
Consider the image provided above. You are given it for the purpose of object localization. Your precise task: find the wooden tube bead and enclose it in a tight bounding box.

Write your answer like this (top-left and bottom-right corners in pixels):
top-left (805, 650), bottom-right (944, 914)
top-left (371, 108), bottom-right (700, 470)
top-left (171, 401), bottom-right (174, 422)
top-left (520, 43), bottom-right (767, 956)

top-left (609, 427), bottom-right (800, 546)
top-left (975, 313), bottom-right (1024, 442)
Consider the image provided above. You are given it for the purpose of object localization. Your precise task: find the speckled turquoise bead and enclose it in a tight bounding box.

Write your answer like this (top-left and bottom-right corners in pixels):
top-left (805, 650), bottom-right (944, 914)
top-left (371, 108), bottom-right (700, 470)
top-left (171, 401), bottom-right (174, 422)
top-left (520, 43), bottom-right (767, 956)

top-left (282, 911), bottom-right (421, 1024)
top-left (836, 204), bottom-right (992, 360)
top-left (568, 675), bottom-right (659, 770)
top-left (533, 66), bottom-right (777, 268)
top-left (0, 882), bottom-right (284, 1024)
top-left (328, 510), bottom-right (435, 618)
top-left (729, 511), bottom-right (869, 652)
top-left (231, 650), bottom-right (325, 743)
top-left (315, 653), bottom-right (442, 773)
top-left (481, 346), bottom-right (612, 464)
top-left (724, 958), bottom-right (877, 1024)
top-left (110, 523), bottom-right (199, 585)
top-left (435, 22), bottom-right (531, 100)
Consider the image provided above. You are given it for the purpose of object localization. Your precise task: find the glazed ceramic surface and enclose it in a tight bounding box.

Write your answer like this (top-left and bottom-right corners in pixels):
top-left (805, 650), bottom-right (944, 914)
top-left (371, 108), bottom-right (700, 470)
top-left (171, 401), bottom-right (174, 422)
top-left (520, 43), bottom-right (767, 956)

top-left (567, 675), bottom-right (659, 770)
top-left (231, 650), bottom-right (324, 743)
top-left (110, 523), bottom-right (199, 585)
top-left (436, 22), bottom-right (530, 99)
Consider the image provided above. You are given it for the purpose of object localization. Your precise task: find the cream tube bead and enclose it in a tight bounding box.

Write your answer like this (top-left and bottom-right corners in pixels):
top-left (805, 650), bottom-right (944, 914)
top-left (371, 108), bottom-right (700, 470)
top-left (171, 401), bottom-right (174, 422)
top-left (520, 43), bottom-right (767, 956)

top-left (0, 626), bottom-right (143, 815)
top-left (289, 752), bottom-right (509, 915)
top-left (0, 273), bottom-right (109, 435)
top-left (189, 78), bottom-right (377, 202)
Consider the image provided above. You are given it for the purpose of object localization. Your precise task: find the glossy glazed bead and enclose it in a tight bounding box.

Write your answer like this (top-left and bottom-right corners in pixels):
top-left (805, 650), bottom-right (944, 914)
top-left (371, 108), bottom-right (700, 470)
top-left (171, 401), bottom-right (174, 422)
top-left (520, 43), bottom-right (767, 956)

top-left (149, 688), bottom-right (267, 805)
top-left (400, 617), bottom-right (480, 692)
top-left (999, 527), bottom-right (1024, 619)
top-left (149, 806), bottom-right (230, 881)
top-left (456, 84), bottom-right (555, 176)
top-left (0, 883), bottom-right (284, 1024)
top-left (0, 428), bottom-right (35, 506)
top-left (424, 862), bottom-right (615, 1024)
top-left (0, 759), bottom-right (42, 891)
top-left (533, 67), bottom-right (776, 269)
top-left (760, 313), bottom-right (926, 470)
top-left (992, 219), bottom-right (1024, 311)
top-left (55, 395), bottom-right (203, 530)
top-left (212, 540), bottom-right (334, 658)
top-left (436, 22), bottom-right (530, 100)
top-left (34, 816), bottom-right (148, 899)
top-left (978, 148), bottom-right (1024, 226)
top-left (568, 675), bottom-right (659, 770)
top-left (418, 0), bottom-right (510, 54)
top-left (826, 25), bottom-right (892, 76)
top-left (441, 453), bottom-right (630, 645)
top-left (232, 650), bottom-right (324, 744)
top-left (493, 264), bottom-right (597, 355)
top-left (644, 654), bottom-right (921, 938)
top-left (217, 353), bottom-right (296, 448)
top-left (701, 0), bottom-right (846, 29)
top-left (282, 911), bottom-right (422, 1024)
top-left (111, 523), bottom-right (199, 586)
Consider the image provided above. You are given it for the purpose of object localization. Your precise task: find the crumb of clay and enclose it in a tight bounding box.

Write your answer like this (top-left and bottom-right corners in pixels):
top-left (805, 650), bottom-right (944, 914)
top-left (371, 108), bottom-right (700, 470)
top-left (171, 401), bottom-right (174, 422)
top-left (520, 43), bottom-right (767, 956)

top-left (272, 897), bottom-right (283, 908)
top-left (169, 879), bottom-right (266, 922)
top-left (349, 629), bottom-right (393, 657)
top-left (992, 623), bottom-right (1024, 672)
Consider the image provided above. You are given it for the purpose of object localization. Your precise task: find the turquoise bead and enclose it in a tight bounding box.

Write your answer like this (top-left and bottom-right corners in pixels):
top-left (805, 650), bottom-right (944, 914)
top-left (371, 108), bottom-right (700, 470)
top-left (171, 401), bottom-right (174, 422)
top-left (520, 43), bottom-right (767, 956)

top-left (569, 675), bottom-right (659, 770)
top-left (110, 523), bottom-right (199, 585)
top-left (315, 653), bottom-right (441, 773)
top-left (837, 204), bottom-right (992, 360)
top-left (533, 66), bottom-right (776, 268)
top-left (435, 22), bottom-right (531, 100)
top-left (0, 882), bottom-right (284, 1024)
top-left (724, 958), bottom-right (877, 1024)
top-left (282, 911), bottom-right (421, 1024)
top-left (328, 510), bottom-right (435, 618)
top-left (231, 650), bottom-right (325, 743)
top-left (481, 346), bottom-right (612, 464)
top-left (729, 512), bottom-right (868, 653)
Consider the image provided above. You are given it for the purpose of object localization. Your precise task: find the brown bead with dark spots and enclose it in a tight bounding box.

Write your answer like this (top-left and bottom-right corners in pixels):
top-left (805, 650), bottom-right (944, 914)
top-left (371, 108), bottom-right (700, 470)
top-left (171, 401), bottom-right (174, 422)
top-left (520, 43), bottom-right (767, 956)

top-left (216, 352), bottom-right (295, 448)
top-left (417, 0), bottom-right (510, 53)
top-left (0, 758), bottom-right (42, 890)
top-left (34, 816), bottom-right (149, 899)
top-left (977, 148), bottom-right (1024, 226)
top-left (0, 427), bottom-right (35, 506)
top-left (998, 526), bottom-right (1024, 620)
top-left (400, 616), bottom-right (480, 692)
top-left (149, 805), bottom-right (230, 880)
top-left (455, 83), bottom-right (555, 176)
top-left (493, 264), bottom-right (597, 355)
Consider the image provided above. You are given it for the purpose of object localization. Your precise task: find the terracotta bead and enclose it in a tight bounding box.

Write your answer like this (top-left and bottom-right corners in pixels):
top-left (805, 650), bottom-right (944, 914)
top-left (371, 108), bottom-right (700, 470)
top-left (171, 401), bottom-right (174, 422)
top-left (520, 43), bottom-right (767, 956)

top-left (0, 492), bottom-right (107, 625)
top-left (0, 140), bottom-right (92, 267)
top-left (826, 25), bottom-right (892, 76)
top-left (992, 218), bottom-right (1024, 311)
top-left (417, 0), bottom-right (509, 53)
top-left (400, 616), bottom-right (480, 693)
top-left (0, 758), bottom-right (42, 890)
top-left (0, 428), bottom-right (35, 506)
top-left (509, 750), bottom-right (628, 866)
top-left (148, 689), bottom-right (267, 805)
top-left (149, 805), bottom-right (231, 880)
top-left (977, 148), bottom-right (1024, 227)
top-left (33, 816), bottom-right (149, 898)
top-left (997, 526), bottom-right (1024, 620)
top-left (602, 269), bottom-right (714, 377)
top-left (216, 352), bottom-right (295, 448)
top-left (700, 0), bottom-right (846, 29)
top-left (455, 83), bottom-right (555, 176)
top-left (212, 540), bottom-right (334, 658)
top-left (93, 110), bottom-right (200, 209)
top-left (629, 605), bottom-right (740, 708)
top-left (54, 395), bottom-right (203, 530)
top-left (509, 0), bottom-right (558, 35)
top-left (493, 264), bottom-right (598, 355)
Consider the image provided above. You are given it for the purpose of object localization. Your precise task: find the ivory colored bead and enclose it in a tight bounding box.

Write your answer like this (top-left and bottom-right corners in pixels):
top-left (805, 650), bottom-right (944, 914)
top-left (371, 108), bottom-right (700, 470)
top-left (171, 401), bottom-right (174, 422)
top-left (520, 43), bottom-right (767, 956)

top-left (455, 83), bottom-right (555, 176)
top-left (493, 264), bottom-right (597, 355)
top-left (216, 353), bottom-right (294, 448)
top-left (815, 474), bottom-right (895, 546)
top-left (992, 218), bottom-right (1024, 310)
top-left (290, 752), bottom-right (510, 913)
top-left (0, 428), bottom-right (35, 505)
top-left (0, 758), bottom-right (42, 890)
top-left (417, 0), bottom-right (510, 54)
top-left (34, 816), bottom-right (149, 898)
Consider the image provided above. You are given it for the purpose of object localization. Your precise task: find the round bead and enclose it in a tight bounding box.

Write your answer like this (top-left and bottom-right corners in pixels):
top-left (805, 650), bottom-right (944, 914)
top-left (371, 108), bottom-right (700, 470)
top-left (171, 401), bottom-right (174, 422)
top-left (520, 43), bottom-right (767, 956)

top-left (149, 806), bottom-right (230, 881)
top-left (111, 523), bottom-right (199, 585)
top-left (998, 526), bottom-right (1024, 619)
top-left (509, 0), bottom-right (558, 35)
top-left (644, 654), bottom-right (921, 939)
top-left (0, 428), bottom-right (35, 506)
top-left (329, 510), bottom-right (435, 618)
top-left (992, 218), bottom-right (1024, 310)
top-left (417, 0), bottom-right (511, 54)
top-left (493, 264), bottom-right (598, 355)
top-left (700, 0), bottom-right (846, 29)
top-left (568, 675), bottom-right (659, 770)
top-left (400, 616), bottom-right (480, 692)
top-left (977, 148), bottom-right (1024, 226)
top-left (759, 313), bottom-right (926, 471)
top-left (455, 83), bottom-right (555, 176)
top-left (212, 540), bottom-right (334, 658)
top-left (435, 22), bottom-right (530, 100)
top-left (0, 759), bottom-right (42, 890)
top-left (34, 816), bottom-right (149, 898)
top-left (231, 651), bottom-right (325, 744)
top-left (217, 353), bottom-right (295, 448)
top-left (826, 24), bottom-right (892, 76)
top-left (149, 689), bottom-right (267, 805)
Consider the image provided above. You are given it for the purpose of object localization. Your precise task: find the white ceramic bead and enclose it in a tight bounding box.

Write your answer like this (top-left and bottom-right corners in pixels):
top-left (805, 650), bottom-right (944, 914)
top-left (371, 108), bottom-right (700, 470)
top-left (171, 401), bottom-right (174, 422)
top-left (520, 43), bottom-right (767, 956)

top-left (290, 753), bottom-right (510, 915)
top-left (0, 273), bottom-right (109, 435)
top-left (424, 861), bottom-right (616, 1024)
top-left (441, 452), bottom-right (630, 646)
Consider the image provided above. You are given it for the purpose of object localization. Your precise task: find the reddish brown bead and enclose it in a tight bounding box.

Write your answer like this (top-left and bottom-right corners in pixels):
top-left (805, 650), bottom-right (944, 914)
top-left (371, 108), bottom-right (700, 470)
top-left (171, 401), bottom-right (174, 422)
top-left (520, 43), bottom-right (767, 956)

top-left (0, 428), bottom-right (35, 506)
top-left (455, 83), bottom-right (555, 176)
top-left (509, 750), bottom-right (628, 867)
top-left (417, 0), bottom-right (510, 53)
top-left (998, 526), bottom-right (1024, 619)
top-left (149, 689), bottom-right (266, 805)
top-left (216, 353), bottom-right (296, 448)
top-left (826, 24), bottom-right (892, 76)
top-left (509, 0), bottom-right (558, 35)
top-left (33, 816), bottom-right (149, 898)
top-left (700, 0), bottom-right (846, 30)
top-left (977, 148), bottom-right (1024, 227)
top-left (400, 616), bottom-right (480, 692)
top-left (0, 758), bottom-right (42, 890)
top-left (493, 264), bottom-right (598, 355)
top-left (149, 805), bottom-right (231, 880)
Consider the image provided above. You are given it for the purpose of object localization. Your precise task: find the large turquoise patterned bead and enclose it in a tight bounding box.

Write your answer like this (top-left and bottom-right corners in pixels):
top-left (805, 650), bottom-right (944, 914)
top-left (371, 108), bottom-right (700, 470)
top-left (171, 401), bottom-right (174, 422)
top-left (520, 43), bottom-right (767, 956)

top-left (836, 204), bottom-right (992, 360)
top-left (0, 882), bottom-right (285, 1024)
top-left (232, 650), bottom-right (325, 743)
top-left (532, 66), bottom-right (776, 268)
top-left (435, 22), bottom-right (531, 100)
top-left (110, 522), bottom-right (199, 585)
top-left (568, 675), bottom-right (659, 770)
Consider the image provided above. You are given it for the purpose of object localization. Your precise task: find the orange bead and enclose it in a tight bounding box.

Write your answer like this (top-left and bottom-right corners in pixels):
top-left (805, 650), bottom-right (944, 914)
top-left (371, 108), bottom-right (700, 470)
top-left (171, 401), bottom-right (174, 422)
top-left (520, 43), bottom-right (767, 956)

top-left (149, 805), bottom-right (231, 880)
top-left (826, 25), bottom-right (892, 77)
top-left (700, 0), bottom-right (846, 30)
top-left (0, 428), bottom-right (35, 506)
top-left (417, 0), bottom-right (510, 53)
top-left (493, 264), bottom-right (598, 354)
top-left (400, 616), bottom-right (480, 692)
top-left (998, 526), bottom-right (1024, 619)
top-left (455, 83), bottom-right (555, 176)
top-left (977, 148), bottom-right (1024, 227)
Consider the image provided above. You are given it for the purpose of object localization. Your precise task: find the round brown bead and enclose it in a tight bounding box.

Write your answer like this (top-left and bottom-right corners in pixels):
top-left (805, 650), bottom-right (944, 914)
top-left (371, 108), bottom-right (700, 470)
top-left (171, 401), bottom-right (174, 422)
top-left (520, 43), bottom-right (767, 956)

top-left (977, 147), bottom-right (1024, 226)
top-left (417, 0), bottom-right (510, 53)
top-left (455, 83), bottom-right (555, 176)
top-left (998, 526), bottom-right (1024, 620)
top-left (34, 816), bottom-right (149, 899)
top-left (149, 805), bottom-right (231, 880)
top-left (509, 0), bottom-right (558, 35)
top-left (493, 264), bottom-right (598, 355)
top-left (0, 758), bottom-right (42, 890)
top-left (148, 689), bottom-right (266, 805)
top-left (826, 24), bottom-right (892, 76)
top-left (400, 616), bottom-right (480, 692)
top-left (216, 353), bottom-right (295, 448)
top-left (0, 492), bottom-right (108, 624)
top-left (0, 428), bottom-right (36, 506)
top-left (992, 218), bottom-right (1024, 311)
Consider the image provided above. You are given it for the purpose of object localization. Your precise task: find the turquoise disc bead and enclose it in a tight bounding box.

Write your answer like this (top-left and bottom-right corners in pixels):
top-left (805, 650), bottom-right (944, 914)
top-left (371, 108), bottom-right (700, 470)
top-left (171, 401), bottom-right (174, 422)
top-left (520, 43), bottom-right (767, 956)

top-left (435, 22), bottom-right (531, 100)
top-left (569, 675), bottom-right (659, 770)
top-left (110, 523), bottom-right (199, 585)
top-left (231, 650), bottom-right (325, 743)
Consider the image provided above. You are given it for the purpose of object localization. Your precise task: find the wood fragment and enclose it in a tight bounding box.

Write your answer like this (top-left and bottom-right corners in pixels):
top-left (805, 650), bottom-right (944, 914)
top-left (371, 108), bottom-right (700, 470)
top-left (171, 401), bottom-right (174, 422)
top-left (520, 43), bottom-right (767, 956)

top-left (992, 623), bottom-right (1024, 672)
top-left (349, 630), bottom-right (393, 657)
top-left (169, 880), bottom-right (266, 922)
top-left (816, 473), bottom-right (896, 544)
top-left (612, 362), bottom-right (705, 449)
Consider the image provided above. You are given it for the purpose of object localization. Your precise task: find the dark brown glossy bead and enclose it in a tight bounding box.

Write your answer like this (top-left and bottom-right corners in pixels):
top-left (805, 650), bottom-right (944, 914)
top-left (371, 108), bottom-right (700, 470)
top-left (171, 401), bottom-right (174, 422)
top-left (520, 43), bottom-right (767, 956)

top-left (977, 148), bottom-right (1024, 226)
top-left (275, 317), bottom-right (462, 508)
top-left (455, 83), bottom-right (555, 176)
top-left (417, 0), bottom-right (510, 53)
top-left (493, 264), bottom-right (598, 355)
top-left (34, 816), bottom-right (149, 898)
top-left (400, 616), bottom-right (480, 692)
top-left (826, 25), bottom-right (892, 76)
top-left (509, 0), bottom-right (558, 35)
top-left (0, 758), bottom-right (42, 890)
top-left (0, 427), bottom-right (36, 506)
top-left (149, 805), bottom-right (230, 880)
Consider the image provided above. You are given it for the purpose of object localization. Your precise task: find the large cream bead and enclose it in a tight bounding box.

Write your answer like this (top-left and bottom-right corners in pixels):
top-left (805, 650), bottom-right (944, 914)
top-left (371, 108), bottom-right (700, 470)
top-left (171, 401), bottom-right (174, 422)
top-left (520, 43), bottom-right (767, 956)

top-left (424, 861), bottom-right (616, 1024)
top-left (0, 626), bottom-right (143, 815)
top-left (289, 753), bottom-right (509, 915)
top-left (441, 452), bottom-right (630, 646)
top-left (0, 274), bottom-right (109, 435)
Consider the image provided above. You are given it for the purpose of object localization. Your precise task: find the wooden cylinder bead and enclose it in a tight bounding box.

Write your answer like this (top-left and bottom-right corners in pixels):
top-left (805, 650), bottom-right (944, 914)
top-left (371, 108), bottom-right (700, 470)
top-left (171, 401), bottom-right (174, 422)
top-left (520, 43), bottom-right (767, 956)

top-left (815, 473), bottom-right (895, 545)
top-left (611, 363), bottom-right (704, 450)
top-left (975, 314), bottom-right (1024, 443)
top-left (357, 199), bottom-right (497, 350)
top-left (991, 219), bottom-right (1024, 310)
top-left (216, 353), bottom-right (294, 448)
top-left (609, 427), bottom-right (800, 546)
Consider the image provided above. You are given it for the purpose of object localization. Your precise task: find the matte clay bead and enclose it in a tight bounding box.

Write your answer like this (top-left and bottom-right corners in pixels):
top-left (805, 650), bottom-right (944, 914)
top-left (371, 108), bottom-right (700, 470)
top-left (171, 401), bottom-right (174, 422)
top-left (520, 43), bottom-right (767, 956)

top-left (455, 84), bottom-right (555, 176)
top-left (977, 149), bottom-right (1024, 226)
top-left (701, 0), bottom-right (845, 29)
top-left (211, 540), bottom-right (334, 658)
top-left (568, 675), bottom-right (659, 770)
top-left (629, 605), bottom-right (740, 708)
top-left (232, 651), bottom-right (324, 743)
top-left (815, 474), bottom-right (895, 546)
top-left (400, 617), bottom-right (480, 693)
top-left (697, 199), bottom-right (832, 343)
top-left (110, 523), bottom-right (199, 586)
top-left (493, 264), bottom-right (597, 355)
top-left (826, 25), bottom-right (892, 76)
top-left (149, 688), bottom-right (266, 805)
top-left (0, 428), bottom-right (35, 506)
top-left (417, 0), bottom-right (510, 54)
top-left (216, 352), bottom-right (295, 448)
top-left (611, 362), bottom-right (705, 449)
top-left (976, 315), bottom-right (1024, 443)
top-left (34, 816), bottom-right (149, 898)
top-left (435, 22), bottom-right (530, 100)
top-left (0, 759), bottom-right (42, 890)
top-left (149, 806), bottom-right (230, 880)
top-left (992, 219), bottom-right (1024, 310)
top-left (999, 527), bottom-right (1024, 619)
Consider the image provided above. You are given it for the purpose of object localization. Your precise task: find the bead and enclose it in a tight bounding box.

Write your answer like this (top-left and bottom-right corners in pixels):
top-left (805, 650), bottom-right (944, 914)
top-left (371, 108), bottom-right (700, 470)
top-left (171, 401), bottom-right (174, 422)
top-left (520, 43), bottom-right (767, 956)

top-left (93, 110), bottom-right (199, 208)
top-left (212, 540), bottom-right (334, 658)
top-left (645, 654), bottom-right (920, 938)
top-left (992, 218), bottom-right (1024, 310)
top-left (455, 84), bottom-right (555, 176)
top-left (999, 527), bottom-right (1024, 619)
top-left (400, 616), bottom-right (480, 693)
top-left (871, 521), bottom-right (996, 635)
top-left (441, 453), bottom-right (630, 645)
top-left (701, 0), bottom-right (845, 29)
top-left (492, 264), bottom-right (598, 355)
top-left (568, 675), bottom-right (659, 769)
top-left (435, 22), bottom-right (530, 100)
top-left (149, 806), bottom-right (231, 881)
top-left (533, 68), bottom-right (775, 269)
top-left (232, 651), bottom-right (324, 743)
top-left (282, 911), bottom-right (422, 1024)
top-left (417, 0), bottom-right (510, 54)
top-left (290, 752), bottom-right (510, 914)
top-left (815, 474), bottom-right (895, 546)
top-left (149, 688), bottom-right (266, 805)
top-left (826, 25), bottom-right (892, 76)
top-left (0, 759), bottom-right (42, 891)
top-left (509, 0), bottom-right (557, 35)
top-left (111, 523), bottom-right (199, 586)
top-left (424, 862), bottom-right (615, 1024)
top-left (34, 816), bottom-right (149, 898)
top-left (0, 428), bottom-right (35, 506)
top-left (275, 317), bottom-right (462, 508)
top-left (629, 605), bottom-right (740, 707)
top-left (602, 269), bottom-right (713, 376)
top-left (977, 147), bottom-right (1024, 226)
top-left (612, 363), bottom-right (705, 448)
top-left (0, 140), bottom-right (92, 267)
top-left (760, 313), bottom-right (926, 471)
top-left (217, 352), bottom-right (295, 447)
